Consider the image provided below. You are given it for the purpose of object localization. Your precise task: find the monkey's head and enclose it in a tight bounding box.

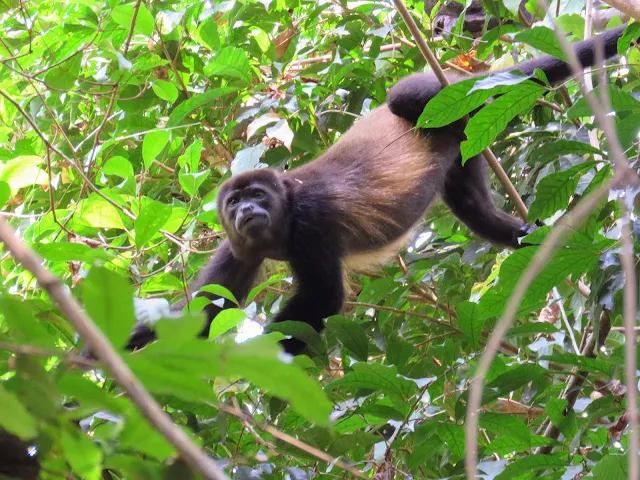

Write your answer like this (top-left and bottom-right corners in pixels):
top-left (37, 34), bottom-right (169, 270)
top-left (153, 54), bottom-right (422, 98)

top-left (217, 169), bottom-right (289, 255)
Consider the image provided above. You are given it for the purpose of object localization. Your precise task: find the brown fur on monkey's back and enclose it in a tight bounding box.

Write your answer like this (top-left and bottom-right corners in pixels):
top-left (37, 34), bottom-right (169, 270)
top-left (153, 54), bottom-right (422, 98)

top-left (287, 105), bottom-right (436, 253)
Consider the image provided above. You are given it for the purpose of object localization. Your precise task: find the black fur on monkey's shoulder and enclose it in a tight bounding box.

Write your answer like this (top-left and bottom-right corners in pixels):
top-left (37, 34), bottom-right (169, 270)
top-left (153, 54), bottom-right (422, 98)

top-left (124, 25), bottom-right (631, 356)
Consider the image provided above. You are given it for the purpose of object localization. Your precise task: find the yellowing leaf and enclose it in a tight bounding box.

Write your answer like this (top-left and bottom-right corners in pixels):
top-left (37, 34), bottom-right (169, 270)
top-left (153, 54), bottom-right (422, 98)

top-left (0, 156), bottom-right (48, 192)
top-left (76, 196), bottom-right (126, 230)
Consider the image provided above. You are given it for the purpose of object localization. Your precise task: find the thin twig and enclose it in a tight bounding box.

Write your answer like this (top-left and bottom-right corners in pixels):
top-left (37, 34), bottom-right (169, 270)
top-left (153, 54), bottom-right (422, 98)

top-left (217, 404), bottom-right (368, 479)
top-left (465, 7), bottom-right (639, 475)
top-left (464, 180), bottom-right (614, 477)
top-left (0, 220), bottom-right (228, 480)
top-left (0, 341), bottom-right (95, 367)
top-left (620, 203), bottom-right (639, 479)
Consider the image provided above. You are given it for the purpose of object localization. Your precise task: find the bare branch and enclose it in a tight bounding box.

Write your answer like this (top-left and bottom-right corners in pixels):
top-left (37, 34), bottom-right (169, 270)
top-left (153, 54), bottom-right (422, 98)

top-left (600, 0), bottom-right (640, 20)
top-left (620, 203), bottom-right (639, 479)
top-left (0, 220), bottom-right (229, 480)
top-left (0, 341), bottom-right (95, 368)
top-left (464, 179), bottom-right (614, 478)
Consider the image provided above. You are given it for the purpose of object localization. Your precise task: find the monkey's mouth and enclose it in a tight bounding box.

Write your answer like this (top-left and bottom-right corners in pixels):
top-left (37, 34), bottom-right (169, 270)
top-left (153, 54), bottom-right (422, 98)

top-left (236, 213), bottom-right (269, 232)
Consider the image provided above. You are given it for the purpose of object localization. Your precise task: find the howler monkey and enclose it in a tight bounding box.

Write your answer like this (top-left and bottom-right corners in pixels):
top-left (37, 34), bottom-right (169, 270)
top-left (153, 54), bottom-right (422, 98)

top-left (128, 25), bottom-right (632, 355)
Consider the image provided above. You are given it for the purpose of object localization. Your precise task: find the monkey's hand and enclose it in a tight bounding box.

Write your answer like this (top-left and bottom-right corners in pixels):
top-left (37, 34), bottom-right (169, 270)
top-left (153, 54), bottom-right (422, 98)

top-left (126, 297), bottom-right (182, 350)
top-left (517, 221), bottom-right (543, 247)
top-left (133, 297), bottom-right (173, 325)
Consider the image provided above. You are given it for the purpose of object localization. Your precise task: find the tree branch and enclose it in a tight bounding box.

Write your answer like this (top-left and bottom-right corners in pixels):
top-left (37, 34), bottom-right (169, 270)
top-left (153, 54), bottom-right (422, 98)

top-left (600, 0), bottom-right (640, 20)
top-left (217, 404), bottom-right (368, 479)
top-left (0, 220), bottom-right (229, 480)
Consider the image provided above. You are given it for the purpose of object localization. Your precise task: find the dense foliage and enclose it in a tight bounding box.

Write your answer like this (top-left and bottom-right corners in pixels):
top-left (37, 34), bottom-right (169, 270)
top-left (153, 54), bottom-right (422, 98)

top-left (0, 0), bottom-right (638, 478)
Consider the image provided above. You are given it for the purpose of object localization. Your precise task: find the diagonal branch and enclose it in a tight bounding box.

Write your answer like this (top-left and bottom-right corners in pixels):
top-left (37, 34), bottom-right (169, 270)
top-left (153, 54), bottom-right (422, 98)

top-left (465, 6), bottom-right (639, 476)
top-left (0, 220), bottom-right (229, 480)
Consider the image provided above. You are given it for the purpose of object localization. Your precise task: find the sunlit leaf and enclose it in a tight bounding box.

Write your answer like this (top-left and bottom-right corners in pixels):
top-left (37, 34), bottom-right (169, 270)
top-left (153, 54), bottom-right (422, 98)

top-left (134, 198), bottom-right (171, 249)
top-left (83, 266), bottom-right (136, 348)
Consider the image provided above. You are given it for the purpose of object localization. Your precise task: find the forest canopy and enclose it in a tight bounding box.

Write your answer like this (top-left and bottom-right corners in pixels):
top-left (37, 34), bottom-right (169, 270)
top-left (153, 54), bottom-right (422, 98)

top-left (0, 0), bottom-right (639, 479)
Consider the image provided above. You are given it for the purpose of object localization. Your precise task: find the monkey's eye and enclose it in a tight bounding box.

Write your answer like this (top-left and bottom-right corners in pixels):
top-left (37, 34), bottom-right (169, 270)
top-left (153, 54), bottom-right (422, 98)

top-left (252, 191), bottom-right (264, 199)
top-left (227, 197), bottom-right (238, 206)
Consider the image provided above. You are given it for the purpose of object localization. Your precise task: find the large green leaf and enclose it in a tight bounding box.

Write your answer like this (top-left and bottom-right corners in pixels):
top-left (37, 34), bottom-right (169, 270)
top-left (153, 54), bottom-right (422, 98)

top-left (167, 87), bottom-right (238, 126)
top-left (0, 383), bottom-right (37, 440)
top-left (461, 82), bottom-right (544, 161)
top-left (326, 316), bottom-right (369, 361)
top-left (528, 162), bottom-right (596, 220)
top-left (83, 266), bottom-right (136, 349)
top-left (134, 198), bottom-right (172, 249)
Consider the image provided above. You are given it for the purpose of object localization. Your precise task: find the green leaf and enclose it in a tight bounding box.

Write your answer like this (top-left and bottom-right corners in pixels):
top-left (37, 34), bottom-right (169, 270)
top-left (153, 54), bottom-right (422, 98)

top-left (461, 82), bottom-right (544, 161)
top-left (131, 336), bottom-right (333, 425)
top-left (231, 144), bottom-right (268, 174)
top-left (0, 156), bottom-right (48, 193)
top-left (204, 47), bottom-right (252, 82)
top-left (417, 78), bottom-right (511, 128)
top-left (326, 316), bottom-right (369, 361)
top-left (83, 266), bottom-right (136, 349)
top-left (528, 162), bottom-right (595, 220)
top-left (37, 242), bottom-right (114, 262)
top-left (0, 180), bottom-right (11, 208)
top-left (495, 454), bottom-right (565, 480)
top-left (194, 16), bottom-right (220, 50)
top-left (60, 427), bottom-right (103, 480)
top-left (265, 320), bottom-right (326, 357)
top-left (0, 383), bottom-right (37, 440)
top-left (592, 455), bottom-right (628, 480)
top-left (480, 413), bottom-right (531, 440)
top-left (208, 308), bottom-right (247, 339)
top-left (545, 397), bottom-right (577, 438)
top-left (532, 139), bottom-right (602, 166)
top-left (567, 85), bottom-right (640, 118)
top-left (151, 80), bottom-right (179, 103)
top-left (167, 87), bottom-right (238, 127)
top-left (103, 156), bottom-right (134, 178)
top-left (0, 296), bottom-right (56, 347)
top-left (134, 198), bottom-right (172, 249)
top-left (544, 352), bottom-right (610, 373)
top-left (327, 363), bottom-right (417, 407)
top-left (44, 54), bottom-right (81, 90)
top-left (178, 170), bottom-right (210, 196)
top-left (75, 196), bottom-right (126, 230)
top-left (177, 139), bottom-right (203, 171)
top-left (618, 112), bottom-right (640, 152)
top-left (119, 407), bottom-right (175, 461)
top-left (199, 284), bottom-right (240, 305)
top-left (111, 4), bottom-right (154, 37)
top-left (495, 244), bottom-right (599, 310)
top-left (435, 424), bottom-right (465, 463)
top-left (457, 301), bottom-right (486, 349)
top-left (486, 364), bottom-right (547, 398)
top-left (507, 322), bottom-right (559, 337)
top-left (515, 26), bottom-right (565, 60)
top-left (142, 130), bottom-right (170, 169)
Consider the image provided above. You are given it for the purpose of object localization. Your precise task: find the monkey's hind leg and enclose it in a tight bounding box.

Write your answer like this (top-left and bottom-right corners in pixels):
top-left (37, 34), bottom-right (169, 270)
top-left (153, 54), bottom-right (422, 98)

top-left (442, 154), bottom-right (529, 248)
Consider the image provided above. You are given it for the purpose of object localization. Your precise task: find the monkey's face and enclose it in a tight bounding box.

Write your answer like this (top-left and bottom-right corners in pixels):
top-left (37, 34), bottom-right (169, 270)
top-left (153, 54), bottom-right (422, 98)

top-left (218, 169), bottom-right (288, 249)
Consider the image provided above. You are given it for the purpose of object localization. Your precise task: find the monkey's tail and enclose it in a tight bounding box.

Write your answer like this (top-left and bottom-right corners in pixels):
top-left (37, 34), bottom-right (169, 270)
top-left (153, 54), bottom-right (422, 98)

top-left (388, 24), bottom-right (632, 124)
top-left (513, 24), bottom-right (626, 83)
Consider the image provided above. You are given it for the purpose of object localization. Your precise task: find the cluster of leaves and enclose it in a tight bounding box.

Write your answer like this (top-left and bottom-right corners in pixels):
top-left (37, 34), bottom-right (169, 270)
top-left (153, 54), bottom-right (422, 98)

top-left (0, 0), bottom-right (638, 478)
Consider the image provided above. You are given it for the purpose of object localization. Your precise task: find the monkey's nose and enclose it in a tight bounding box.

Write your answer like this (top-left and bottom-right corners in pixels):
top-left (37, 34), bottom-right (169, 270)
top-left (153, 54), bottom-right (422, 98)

top-left (240, 204), bottom-right (254, 215)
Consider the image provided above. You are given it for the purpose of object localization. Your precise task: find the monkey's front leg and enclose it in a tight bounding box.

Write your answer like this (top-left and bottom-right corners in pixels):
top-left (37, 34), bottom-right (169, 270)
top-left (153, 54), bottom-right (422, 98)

top-left (126, 239), bottom-right (262, 350)
top-left (270, 245), bottom-right (345, 355)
